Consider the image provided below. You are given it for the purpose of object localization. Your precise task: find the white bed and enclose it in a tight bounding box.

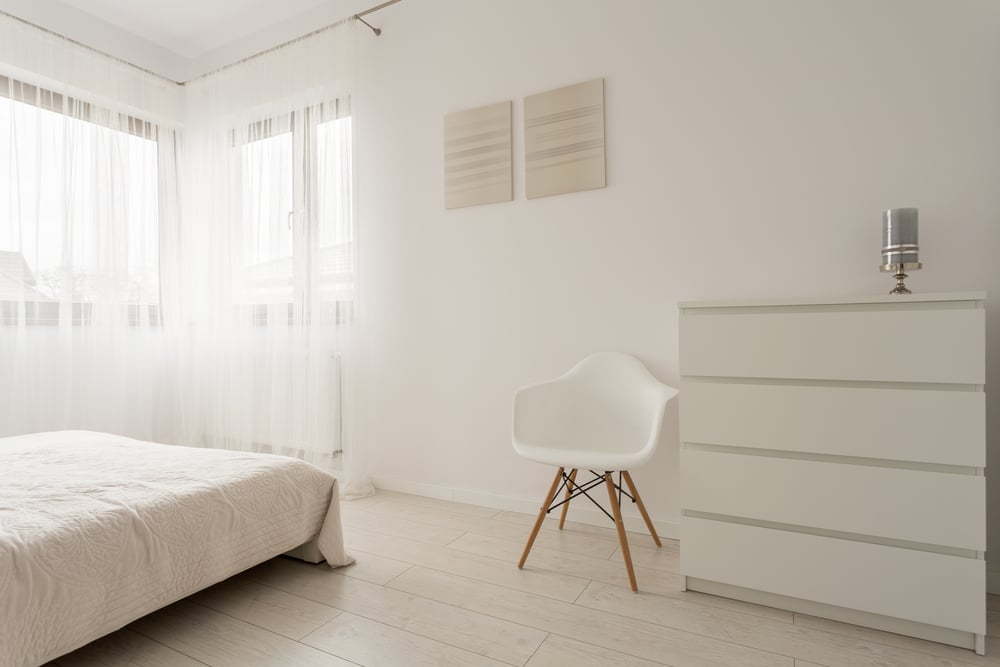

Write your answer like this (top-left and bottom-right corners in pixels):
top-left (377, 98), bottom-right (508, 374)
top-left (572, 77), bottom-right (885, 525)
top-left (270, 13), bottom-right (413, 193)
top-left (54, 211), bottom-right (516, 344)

top-left (0, 430), bottom-right (353, 667)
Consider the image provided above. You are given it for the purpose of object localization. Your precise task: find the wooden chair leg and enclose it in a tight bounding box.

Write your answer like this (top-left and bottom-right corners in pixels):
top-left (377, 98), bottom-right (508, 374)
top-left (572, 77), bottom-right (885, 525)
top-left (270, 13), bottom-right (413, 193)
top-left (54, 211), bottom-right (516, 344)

top-left (622, 470), bottom-right (661, 547)
top-left (518, 467), bottom-right (565, 569)
top-left (558, 469), bottom-right (578, 530)
top-left (605, 471), bottom-right (638, 592)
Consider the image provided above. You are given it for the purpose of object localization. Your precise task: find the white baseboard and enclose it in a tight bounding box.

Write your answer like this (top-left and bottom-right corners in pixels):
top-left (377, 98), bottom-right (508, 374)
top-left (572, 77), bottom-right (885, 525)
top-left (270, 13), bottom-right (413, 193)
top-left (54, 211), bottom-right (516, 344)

top-left (369, 476), bottom-right (455, 501)
top-left (371, 475), bottom-right (680, 541)
top-left (988, 569), bottom-right (1000, 596)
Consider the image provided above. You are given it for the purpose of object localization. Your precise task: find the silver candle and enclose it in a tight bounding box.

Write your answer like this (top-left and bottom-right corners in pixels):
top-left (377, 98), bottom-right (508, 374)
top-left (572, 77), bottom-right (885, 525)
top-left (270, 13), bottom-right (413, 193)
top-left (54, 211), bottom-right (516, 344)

top-left (879, 207), bottom-right (921, 294)
top-left (881, 208), bottom-right (919, 265)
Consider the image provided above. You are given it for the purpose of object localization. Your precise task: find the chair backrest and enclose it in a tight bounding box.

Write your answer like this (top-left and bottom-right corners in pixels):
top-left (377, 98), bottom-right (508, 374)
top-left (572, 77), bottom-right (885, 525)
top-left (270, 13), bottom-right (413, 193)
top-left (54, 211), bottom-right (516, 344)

top-left (512, 352), bottom-right (678, 467)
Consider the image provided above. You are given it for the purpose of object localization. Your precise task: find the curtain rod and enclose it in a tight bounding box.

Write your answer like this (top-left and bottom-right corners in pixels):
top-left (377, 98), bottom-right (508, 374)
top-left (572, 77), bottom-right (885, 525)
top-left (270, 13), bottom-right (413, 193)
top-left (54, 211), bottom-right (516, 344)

top-left (356, 0), bottom-right (403, 19)
top-left (0, 0), bottom-right (404, 87)
top-left (189, 0), bottom-right (403, 83)
top-left (354, 0), bottom-right (404, 35)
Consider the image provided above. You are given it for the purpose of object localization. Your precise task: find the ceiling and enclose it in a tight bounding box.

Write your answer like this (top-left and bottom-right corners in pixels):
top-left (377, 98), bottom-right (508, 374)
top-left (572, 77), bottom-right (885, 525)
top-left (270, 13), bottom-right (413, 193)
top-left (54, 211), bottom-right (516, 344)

top-left (0, 0), bottom-right (375, 82)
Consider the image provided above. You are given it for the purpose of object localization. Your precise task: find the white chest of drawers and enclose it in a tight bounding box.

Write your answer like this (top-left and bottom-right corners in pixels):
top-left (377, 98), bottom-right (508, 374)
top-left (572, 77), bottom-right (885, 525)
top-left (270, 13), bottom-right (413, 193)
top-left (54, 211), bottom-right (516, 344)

top-left (678, 292), bottom-right (987, 654)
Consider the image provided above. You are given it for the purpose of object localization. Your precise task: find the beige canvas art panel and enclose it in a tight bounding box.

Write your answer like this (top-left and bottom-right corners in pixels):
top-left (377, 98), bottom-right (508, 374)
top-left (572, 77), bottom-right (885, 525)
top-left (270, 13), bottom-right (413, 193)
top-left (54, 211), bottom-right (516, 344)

top-left (444, 100), bottom-right (512, 209)
top-left (524, 78), bottom-right (606, 199)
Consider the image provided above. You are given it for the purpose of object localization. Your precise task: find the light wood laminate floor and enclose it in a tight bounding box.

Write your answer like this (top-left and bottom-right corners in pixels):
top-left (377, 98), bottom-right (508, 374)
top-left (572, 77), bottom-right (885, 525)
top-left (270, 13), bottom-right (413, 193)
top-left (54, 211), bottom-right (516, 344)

top-left (49, 490), bottom-right (1000, 667)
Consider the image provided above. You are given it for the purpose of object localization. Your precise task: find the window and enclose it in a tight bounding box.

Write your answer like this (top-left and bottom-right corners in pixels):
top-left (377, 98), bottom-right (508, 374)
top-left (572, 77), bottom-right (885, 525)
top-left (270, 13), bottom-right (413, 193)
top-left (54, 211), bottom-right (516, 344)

top-left (240, 129), bottom-right (294, 303)
top-left (236, 99), bottom-right (353, 324)
top-left (0, 76), bottom-right (160, 325)
top-left (316, 114), bottom-right (354, 304)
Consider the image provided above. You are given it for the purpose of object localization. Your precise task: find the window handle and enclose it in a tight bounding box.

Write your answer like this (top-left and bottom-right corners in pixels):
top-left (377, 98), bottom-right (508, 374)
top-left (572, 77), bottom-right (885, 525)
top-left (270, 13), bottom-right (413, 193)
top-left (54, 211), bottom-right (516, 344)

top-left (287, 211), bottom-right (294, 231)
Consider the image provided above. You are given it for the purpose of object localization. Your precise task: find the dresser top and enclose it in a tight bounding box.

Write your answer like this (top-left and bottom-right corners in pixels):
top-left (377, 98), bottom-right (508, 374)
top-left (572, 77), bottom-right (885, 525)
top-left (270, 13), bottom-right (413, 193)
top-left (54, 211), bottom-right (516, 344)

top-left (679, 291), bottom-right (986, 309)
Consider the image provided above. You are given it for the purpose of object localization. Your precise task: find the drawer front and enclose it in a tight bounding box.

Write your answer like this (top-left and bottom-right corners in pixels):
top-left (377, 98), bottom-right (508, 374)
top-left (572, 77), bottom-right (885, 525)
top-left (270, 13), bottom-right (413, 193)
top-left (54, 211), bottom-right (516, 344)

top-left (681, 517), bottom-right (985, 634)
top-left (680, 381), bottom-right (985, 467)
top-left (681, 449), bottom-right (985, 550)
top-left (679, 306), bottom-right (984, 384)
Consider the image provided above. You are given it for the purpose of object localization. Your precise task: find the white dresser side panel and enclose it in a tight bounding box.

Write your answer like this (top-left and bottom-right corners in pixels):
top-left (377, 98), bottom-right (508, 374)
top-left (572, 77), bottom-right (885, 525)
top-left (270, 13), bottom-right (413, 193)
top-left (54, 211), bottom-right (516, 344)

top-left (679, 307), bottom-right (985, 384)
top-left (681, 449), bottom-right (985, 551)
top-left (680, 382), bottom-right (986, 467)
top-left (681, 517), bottom-right (986, 634)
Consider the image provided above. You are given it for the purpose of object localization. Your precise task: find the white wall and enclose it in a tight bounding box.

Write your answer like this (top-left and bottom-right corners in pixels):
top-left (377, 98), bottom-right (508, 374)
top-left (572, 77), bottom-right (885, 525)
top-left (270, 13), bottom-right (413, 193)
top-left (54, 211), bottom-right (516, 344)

top-left (352, 0), bottom-right (1000, 551)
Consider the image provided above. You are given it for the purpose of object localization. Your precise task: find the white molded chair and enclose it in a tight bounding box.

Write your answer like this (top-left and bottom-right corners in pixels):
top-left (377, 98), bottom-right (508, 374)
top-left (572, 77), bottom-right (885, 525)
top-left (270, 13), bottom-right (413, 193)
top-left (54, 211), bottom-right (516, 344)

top-left (512, 352), bottom-right (679, 592)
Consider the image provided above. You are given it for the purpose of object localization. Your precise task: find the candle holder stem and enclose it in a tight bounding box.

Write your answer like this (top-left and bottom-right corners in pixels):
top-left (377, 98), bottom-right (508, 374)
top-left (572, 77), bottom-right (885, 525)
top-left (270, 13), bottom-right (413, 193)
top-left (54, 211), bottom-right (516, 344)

top-left (880, 261), bottom-right (921, 295)
top-left (890, 266), bottom-right (911, 295)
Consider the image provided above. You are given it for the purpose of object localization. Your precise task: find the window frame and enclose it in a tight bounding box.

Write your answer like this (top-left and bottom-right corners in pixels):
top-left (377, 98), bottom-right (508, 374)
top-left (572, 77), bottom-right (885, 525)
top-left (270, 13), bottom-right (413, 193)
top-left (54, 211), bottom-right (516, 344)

top-left (233, 97), bottom-right (354, 326)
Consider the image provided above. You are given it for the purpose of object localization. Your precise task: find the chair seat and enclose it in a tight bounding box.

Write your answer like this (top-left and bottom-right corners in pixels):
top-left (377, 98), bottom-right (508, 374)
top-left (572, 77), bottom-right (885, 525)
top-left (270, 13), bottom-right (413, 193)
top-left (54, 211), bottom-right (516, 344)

top-left (512, 441), bottom-right (654, 472)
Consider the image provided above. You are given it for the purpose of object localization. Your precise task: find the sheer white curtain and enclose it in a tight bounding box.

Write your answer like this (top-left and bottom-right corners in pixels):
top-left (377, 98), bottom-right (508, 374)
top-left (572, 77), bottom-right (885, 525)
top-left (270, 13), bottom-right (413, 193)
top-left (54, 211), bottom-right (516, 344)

top-left (164, 23), bottom-right (359, 471)
top-left (0, 13), bottom-right (362, 478)
top-left (0, 13), bottom-right (180, 441)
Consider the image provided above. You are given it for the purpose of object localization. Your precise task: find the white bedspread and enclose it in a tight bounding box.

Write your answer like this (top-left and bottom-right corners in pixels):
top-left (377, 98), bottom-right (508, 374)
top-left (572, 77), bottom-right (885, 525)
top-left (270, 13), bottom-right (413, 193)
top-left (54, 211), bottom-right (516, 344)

top-left (0, 430), bottom-right (353, 667)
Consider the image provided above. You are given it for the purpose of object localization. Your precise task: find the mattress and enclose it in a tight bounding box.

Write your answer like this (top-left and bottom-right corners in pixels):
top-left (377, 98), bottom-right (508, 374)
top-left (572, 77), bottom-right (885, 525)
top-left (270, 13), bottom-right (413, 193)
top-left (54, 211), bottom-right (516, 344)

top-left (0, 430), bottom-right (353, 667)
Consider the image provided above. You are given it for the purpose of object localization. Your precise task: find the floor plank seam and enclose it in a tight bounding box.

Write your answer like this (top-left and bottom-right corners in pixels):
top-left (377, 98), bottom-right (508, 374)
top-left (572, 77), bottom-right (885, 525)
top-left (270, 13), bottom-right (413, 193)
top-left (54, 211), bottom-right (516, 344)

top-left (358, 569), bottom-right (574, 651)
top-left (235, 573), bottom-right (347, 625)
top-left (380, 562), bottom-right (415, 587)
top-left (442, 531), bottom-right (469, 548)
top-left (546, 632), bottom-right (679, 667)
top-left (412, 557), bottom-right (589, 603)
top-left (126, 624), bottom-right (215, 666)
top-left (317, 604), bottom-right (527, 666)
top-left (347, 510), bottom-right (482, 534)
top-left (187, 595), bottom-right (330, 641)
top-left (522, 632), bottom-right (550, 666)
top-left (320, 608), bottom-right (518, 665)
top-left (342, 525), bottom-right (454, 547)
